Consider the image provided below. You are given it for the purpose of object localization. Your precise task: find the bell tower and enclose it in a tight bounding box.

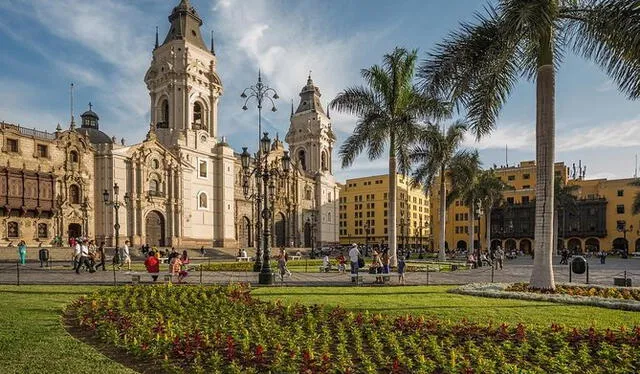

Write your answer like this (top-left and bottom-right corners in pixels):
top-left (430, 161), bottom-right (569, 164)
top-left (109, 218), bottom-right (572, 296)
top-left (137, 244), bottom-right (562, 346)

top-left (285, 75), bottom-right (336, 177)
top-left (144, 0), bottom-right (223, 149)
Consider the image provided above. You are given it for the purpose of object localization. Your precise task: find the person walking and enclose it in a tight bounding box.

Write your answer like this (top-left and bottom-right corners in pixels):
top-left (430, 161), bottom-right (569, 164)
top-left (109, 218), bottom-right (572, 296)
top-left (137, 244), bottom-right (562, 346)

top-left (17, 240), bottom-right (27, 265)
top-left (121, 240), bottom-right (131, 271)
top-left (277, 248), bottom-right (291, 281)
top-left (348, 243), bottom-right (361, 282)
top-left (76, 239), bottom-right (94, 274)
top-left (38, 247), bottom-right (50, 268)
top-left (96, 242), bottom-right (106, 271)
top-left (495, 246), bottom-right (504, 270)
top-left (599, 251), bottom-right (607, 264)
top-left (397, 256), bottom-right (406, 285)
top-left (73, 239), bottom-right (81, 270)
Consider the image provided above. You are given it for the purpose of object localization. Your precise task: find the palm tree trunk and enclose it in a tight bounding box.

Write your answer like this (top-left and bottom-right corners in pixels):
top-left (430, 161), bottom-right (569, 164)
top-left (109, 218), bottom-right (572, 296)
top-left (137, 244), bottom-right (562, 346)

top-left (469, 203), bottom-right (476, 266)
top-left (388, 133), bottom-right (398, 267)
top-left (529, 37), bottom-right (556, 290)
top-left (553, 208), bottom-right (559, 255)
top-left (486, 206), bottom-right (492, 253)
top-left (438, 165), bottom-right (446, 261)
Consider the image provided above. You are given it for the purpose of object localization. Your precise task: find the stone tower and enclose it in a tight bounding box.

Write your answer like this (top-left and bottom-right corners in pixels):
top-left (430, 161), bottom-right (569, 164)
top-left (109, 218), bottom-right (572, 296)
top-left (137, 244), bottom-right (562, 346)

top-left (286, 75), bottom-right (339, 246)
top-left (144, 0), bottom-right (223, 148)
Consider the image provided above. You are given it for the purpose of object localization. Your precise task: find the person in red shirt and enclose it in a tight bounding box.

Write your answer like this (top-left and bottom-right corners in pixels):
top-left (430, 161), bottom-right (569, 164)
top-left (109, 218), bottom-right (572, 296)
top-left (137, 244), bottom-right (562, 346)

top-left (145, 251), bottom-right (160, 282)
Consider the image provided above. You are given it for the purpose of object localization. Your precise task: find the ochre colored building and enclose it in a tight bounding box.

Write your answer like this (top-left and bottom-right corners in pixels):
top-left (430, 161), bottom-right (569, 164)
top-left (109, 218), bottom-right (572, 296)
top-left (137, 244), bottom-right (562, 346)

top-left (338, 174), bottom-right (430, 249)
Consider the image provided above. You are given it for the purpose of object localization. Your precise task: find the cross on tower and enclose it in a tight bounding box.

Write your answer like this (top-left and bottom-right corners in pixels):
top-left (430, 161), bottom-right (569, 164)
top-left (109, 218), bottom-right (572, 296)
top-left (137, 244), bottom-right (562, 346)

top-left (88, 102), bottom-right (93, 111)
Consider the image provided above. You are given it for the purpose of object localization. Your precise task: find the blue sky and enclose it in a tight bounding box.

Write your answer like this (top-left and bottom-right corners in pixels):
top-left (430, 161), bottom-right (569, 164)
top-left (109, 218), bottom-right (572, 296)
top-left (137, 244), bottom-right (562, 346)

top-left (0, 0), bottom-right (638, 183)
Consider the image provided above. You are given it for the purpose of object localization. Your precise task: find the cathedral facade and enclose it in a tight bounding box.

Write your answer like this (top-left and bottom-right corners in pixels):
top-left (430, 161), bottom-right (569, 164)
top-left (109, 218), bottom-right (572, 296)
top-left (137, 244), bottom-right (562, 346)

top-left (0, 0), bottom-right (339, 249)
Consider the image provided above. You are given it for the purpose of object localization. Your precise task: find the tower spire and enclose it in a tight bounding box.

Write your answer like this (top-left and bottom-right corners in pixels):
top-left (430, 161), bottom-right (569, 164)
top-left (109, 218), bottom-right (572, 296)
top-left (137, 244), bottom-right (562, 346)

top-left (210, 30), bottom-right (215, 55)
top-left (290, 100), bottom-right (294, 118)
top-left (326, 105), bottom-right (330, 119)
top-left (155, 26), bottom-right (159, 49)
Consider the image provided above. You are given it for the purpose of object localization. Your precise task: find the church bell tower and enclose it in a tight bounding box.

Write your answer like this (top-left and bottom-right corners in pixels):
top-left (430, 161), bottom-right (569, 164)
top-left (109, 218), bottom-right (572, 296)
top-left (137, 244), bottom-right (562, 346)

top-left (144, 0), bottom-right (223, 148)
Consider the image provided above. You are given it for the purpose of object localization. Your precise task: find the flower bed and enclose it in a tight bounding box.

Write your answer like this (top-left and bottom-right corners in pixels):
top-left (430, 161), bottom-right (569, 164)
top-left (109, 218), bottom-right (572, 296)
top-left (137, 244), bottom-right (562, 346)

top-left (507, 283), bottom-right (640, 301)
top-left (67, 285), bottom-right (640, 373)
top-left (452, 283), bottom-right (640, 311)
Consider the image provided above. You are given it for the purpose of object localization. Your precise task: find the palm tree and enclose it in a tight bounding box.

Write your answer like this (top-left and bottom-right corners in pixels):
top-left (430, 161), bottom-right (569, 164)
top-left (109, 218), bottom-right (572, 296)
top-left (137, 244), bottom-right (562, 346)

top-left (419, 1), bottom-right (640, 289)
top-left (554, 178), bottom-right (579, 253)
top-left (447, 150), bottom-right (482, 263)
top-left (476, 169), bottom-right (514, 254)
top-left (630, 179), bottom-right (640, 215)
top-left (410, 122), bottom-right (467, 261)
top-left (331, 47), bottom-right (448, 266)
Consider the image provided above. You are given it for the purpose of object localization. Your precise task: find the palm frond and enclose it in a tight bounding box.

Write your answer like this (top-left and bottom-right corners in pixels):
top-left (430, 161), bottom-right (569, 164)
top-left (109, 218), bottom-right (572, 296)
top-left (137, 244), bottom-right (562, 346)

top-left (329, 87), bottom-right (381, 118)
top-left (562, 0), bottom-right (640, 99)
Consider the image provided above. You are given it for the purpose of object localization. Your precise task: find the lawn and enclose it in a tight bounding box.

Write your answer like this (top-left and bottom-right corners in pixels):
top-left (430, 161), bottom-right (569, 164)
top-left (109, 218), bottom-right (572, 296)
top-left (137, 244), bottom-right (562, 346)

top-left (2, 284), bottom-right (640, 373)
top-left (251, 285), bottom-right (640, 329)
top-left (0, 285), bottom-right (133, 374)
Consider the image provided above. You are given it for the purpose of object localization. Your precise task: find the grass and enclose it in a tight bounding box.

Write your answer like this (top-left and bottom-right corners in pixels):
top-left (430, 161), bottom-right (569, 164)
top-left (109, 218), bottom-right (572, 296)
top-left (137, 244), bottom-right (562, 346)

top-left (3, 284), bottom-right (640, 373)
top-left (0, 285), bottom-right (133, 374)
top-left (251, 285), bottom-right (640, 329)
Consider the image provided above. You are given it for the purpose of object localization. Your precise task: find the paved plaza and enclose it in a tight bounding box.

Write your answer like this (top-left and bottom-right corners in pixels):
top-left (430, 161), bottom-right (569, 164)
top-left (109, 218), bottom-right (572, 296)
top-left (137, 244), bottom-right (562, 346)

top-left (2, 255), bottom-right (639, 287)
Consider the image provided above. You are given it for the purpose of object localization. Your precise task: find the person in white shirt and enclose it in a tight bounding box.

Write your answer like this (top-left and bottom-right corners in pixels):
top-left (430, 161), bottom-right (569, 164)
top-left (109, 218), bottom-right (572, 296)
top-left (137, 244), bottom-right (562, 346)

top-left (241, 249), bottom-right (248, 258)
top-left (348, 244), bottom-right (361, 278)
top-left (73, 240), bottom-right (81, 271)
top-left (75, 239), bottom-right (94, 274)
top-left (121, 240), bottom-right (131, 271)
top-left (322, 255), bottom-right (331, 272)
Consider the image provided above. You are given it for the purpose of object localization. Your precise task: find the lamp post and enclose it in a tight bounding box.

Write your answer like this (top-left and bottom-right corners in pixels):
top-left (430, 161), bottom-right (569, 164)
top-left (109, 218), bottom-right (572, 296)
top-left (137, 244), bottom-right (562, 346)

top-left (618, 222), bottom-right (633, 259)
top-left (241, 71), bottom-right (279, 272)
top-left (80, 196), bottom-right (89, 236)
top-left (102, 183), bottom-right (130, 252)
top-left (306, 216), bottom-right (316, 258)
top-left (241, 135), bottom-right (290, 285)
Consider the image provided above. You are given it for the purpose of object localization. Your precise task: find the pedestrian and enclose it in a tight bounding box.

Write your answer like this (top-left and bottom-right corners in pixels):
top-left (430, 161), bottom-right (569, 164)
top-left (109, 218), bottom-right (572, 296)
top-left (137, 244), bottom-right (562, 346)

top-left (381, 248), bottom-right (391, 274)
top-left (144, 251), bottom-right (160, 282)
top-left (76, 239), bottom-right (94, 274)
top-left (277, 248), bottom-right (291, 280)
top-left (348, 243), bottom-right (361, 281)
top-left (200, 246), bottom-right (206, 256)
top-left (322, 254), bottom-right (331, 272)
top-left (397, 256), bottom-right (406, 285)
top-left (17, 240), bottom-right (27, 265)
top-left (122, 240), bottom-right (131, 271)
top-left (38, 247), bottom-right (49, 268)
top-left (72, 239), bottom-right (81, 270)
top-left (599, 251), bottom-right (606, 264)
top-left (96, 242), bottom-right (106, 271)
top-left (495, 246), bottom-right (504, 270)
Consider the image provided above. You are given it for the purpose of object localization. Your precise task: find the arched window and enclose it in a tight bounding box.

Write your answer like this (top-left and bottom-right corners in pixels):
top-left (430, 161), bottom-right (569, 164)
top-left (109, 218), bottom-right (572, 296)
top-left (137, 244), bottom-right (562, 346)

top-left (198, 192), bottom-right (208, 209)
top-left (7, 221), bottom-right (18, 238)
top-left (152, 159), bottom-right (160, 169)
top-left (37, 223), bottom-right (48, 239)
top-left (149, 179), bottom-right (160, 196)
top-left (298, 149), bottom-right (306, 171)
top-left (327, 212), bottom-right (332, 223)
top-left (159, 99), bottom-right (169, 128)
top-left (321, 151), bottom-right (328, 171)
top-left (69, 150), bottom-right (79, 163)
top-left (305, 187), bottom-right (312, 200)
top-left (193, 102), bottom-right (203, 129)
top-left (69, 185), bottom-right (81, 204)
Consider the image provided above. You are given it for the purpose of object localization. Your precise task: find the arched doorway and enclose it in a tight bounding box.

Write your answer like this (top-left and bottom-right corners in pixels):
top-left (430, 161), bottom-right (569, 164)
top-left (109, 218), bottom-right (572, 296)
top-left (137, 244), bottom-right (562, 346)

top-left (274, 212), bottom-right (286, 247)
top-left (490, 239), bottom-right (502, 250)
top-left (145, 210), bottom-right (165, 247)
top-left (239, 216), bottom-right (252, 248)
top-left (567, 238), bottom-right (582, 253)
top-left (519, 239), bottom-right (532, 254)
top-left (68, 223), bottom-right (82, 239)
top-left (505, 239), bottom-right (517, 251)
top-left (636, 238), bottom-right (640, 252)
top-left (612, 237), bottom-right (627, 252)
top-left (585, 238), bottom-right (600, 252)
top-left (456, 240), bottom-right (467, 251)
top-left (444, 241), bottom-right (449, 250)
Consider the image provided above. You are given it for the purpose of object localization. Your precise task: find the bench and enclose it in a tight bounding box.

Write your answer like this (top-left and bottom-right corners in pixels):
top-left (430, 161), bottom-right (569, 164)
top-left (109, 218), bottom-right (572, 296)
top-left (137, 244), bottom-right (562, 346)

top-left (349, 272), bottom-right (400, 285)
top-left (289, 255), bottom-right (301, 261)
top-left (236, 256), bottom-right (252, 262)
top-left (631, 252), bottom-right (640, 257)
top-left (126, 271), bottom-right (172, 284)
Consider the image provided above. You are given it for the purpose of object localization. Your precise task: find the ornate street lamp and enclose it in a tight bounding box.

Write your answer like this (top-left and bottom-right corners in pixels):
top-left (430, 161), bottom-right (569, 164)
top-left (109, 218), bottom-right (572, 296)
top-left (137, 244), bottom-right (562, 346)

top-left (240, 72), bottom-right (279, 273)
top-left (306, 215), bottom-right (317, 258)
top-left (103, 183), bottom-right (130, 251)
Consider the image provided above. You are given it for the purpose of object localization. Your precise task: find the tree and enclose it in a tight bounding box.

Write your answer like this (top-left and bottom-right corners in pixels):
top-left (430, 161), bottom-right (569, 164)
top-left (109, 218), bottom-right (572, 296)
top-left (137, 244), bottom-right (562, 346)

top-left (410, 122), bottom-right (467, 261)
top-left (476, 169), bottom-right (514, 254)
top-left (419, 0), bottom-right (640, 289)
top-left (446, 150), bottom-right (482, 264)
top-left (331, 47), bottom-right (448, 266)
top-left (630, 179), bottom-right (640, 215)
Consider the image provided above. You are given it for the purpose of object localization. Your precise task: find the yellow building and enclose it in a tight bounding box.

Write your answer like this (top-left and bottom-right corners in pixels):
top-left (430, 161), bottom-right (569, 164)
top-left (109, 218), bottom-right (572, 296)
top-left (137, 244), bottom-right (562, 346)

top-left (338, 174), bottom-right (430, 249)
top-left (430, 160), bottom-right (568, 253)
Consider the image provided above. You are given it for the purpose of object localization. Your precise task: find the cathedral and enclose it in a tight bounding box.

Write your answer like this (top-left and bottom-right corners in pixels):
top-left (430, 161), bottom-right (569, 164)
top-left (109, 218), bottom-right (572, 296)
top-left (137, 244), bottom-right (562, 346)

top-left (0, 0), bottom-right (339, 249)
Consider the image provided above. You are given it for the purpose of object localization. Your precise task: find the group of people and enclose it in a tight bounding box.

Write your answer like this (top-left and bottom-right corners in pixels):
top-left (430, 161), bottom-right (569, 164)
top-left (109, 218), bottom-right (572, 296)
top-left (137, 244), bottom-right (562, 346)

top-left (143, 247), bottom-right (191, 283)
top-left (71, 238), bottom-right (109, 274)
top-left (348, 244), bottom-right (406, 284)
top-left (466, 247), bottom-right (505, 270)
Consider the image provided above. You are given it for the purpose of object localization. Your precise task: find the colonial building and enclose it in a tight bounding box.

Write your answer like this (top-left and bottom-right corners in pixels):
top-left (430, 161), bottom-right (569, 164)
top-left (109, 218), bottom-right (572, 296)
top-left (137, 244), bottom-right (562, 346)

top-left (0, 0), bottom-right (339, 249)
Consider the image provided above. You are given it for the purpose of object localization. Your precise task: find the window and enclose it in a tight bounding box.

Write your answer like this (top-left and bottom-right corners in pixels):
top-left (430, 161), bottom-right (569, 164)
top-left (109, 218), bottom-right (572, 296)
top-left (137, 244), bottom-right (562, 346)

top-left (617, 190), bottom-right (624, 197)
top-left (522, 196), bottom-right (530, 204)
top-left (384, 210), bottom-right (388, 217)
top-left (159, 99), bottom-right (170, 127)
top-left (69, 185), bottom-right (81, 204)
top-left (193, 102), bottom-right (203, 129)
top-left (522, 185), bottom-right (530, 189)
top-left (384, 193), bottom-right (388, 200)
top-left (6, 138), bottom-right (18, 153)
top-left (152, 159), bottom-right (160, 169)
top-left (198, 192), bottom-right (208, 209)
top-left (199, 159), bottom-right (208, 178)
top-left (321, 151), bottom-right (328, 171)
top-left (298, 149), bottom-right (306, 171)
top-left (507, 175), bottom-right (515, 181)
top-left (305, 188), bottom-right (312, 200)
top-left (7, 221), bottom-right (18, 238)
top-left (37, 223), bottom-right (48, 239)
top-left (149, 179), bottom-right (160, 196)
top-left (37, 144), bottom-right (48, 158)
top-left (523, 174), bottom-right (530, 179)
top-left (328, 193), bottom-right (332, 202)
top-left (617, 204), bottom-right (625, 214)
top-left (327, 212), bottom-right (331, 223)
top-left (70, 150), bottom-right (79, 163)
top-left (507, 197), bottom-right (514, 204)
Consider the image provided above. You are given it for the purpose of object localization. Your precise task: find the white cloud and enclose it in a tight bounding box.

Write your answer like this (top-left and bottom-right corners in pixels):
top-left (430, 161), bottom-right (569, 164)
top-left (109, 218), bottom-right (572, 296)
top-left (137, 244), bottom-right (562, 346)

top-left (557, 117), bottom-right (640, 151)
top-left (463, 123), bottom-right (535, 151)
